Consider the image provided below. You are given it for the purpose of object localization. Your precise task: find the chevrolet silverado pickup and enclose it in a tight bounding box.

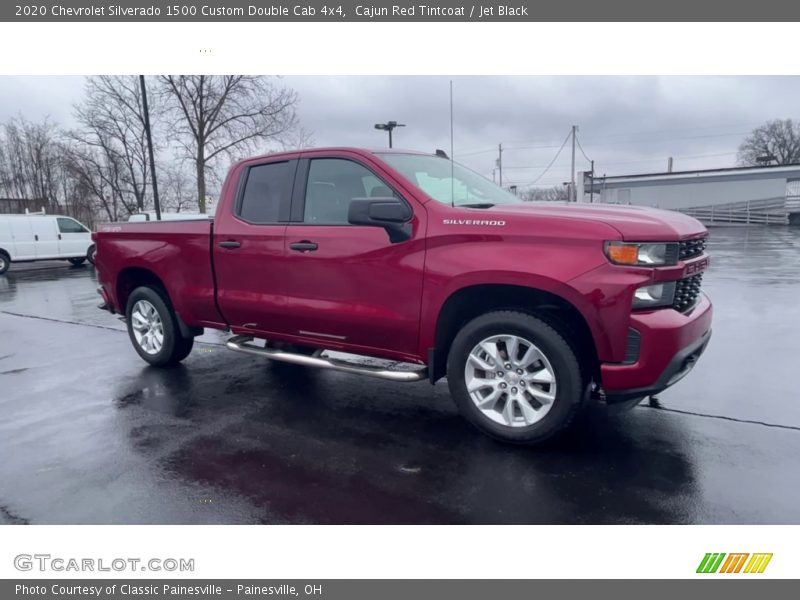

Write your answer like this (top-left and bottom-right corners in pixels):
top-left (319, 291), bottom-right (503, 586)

top-left (94, 148), bottom-right (712, 444)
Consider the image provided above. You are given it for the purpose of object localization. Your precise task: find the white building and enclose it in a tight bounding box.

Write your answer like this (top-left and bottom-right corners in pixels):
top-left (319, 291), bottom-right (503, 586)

top-left (579, 164), bottom-right (800, 225)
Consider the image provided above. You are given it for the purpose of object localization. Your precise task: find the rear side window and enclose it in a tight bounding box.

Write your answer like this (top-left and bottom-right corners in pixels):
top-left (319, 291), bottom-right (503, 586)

top-left (238, 161), bottom-right (295, 224)
top-left (57, 218), bottom-right (88, 233)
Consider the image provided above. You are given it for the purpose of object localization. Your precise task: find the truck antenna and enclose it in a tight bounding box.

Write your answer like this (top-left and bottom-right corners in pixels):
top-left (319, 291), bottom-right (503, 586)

top-left (450, 79), bottom-right (455, 207)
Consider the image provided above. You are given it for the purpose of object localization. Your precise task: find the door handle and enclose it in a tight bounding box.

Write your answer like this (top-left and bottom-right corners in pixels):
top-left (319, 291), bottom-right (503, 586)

top-left (218, 240), bottom-right (242, 249)
top-left (58, 234), bottom-right (62, 240)
top-left (35, 235), bottom-right (39, 241)
top-left (289, 241), bottom-right (318, 252)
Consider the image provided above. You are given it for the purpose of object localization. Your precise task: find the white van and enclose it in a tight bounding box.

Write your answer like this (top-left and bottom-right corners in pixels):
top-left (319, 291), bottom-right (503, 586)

top-left (0, 214), bottom-right (95, 275)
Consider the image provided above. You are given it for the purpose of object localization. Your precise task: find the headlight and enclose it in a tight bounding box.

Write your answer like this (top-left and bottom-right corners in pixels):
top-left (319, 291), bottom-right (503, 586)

top-left (632, 282), bottom-right (676, 309)
top-left (605, 241), bottom-right (678, 266)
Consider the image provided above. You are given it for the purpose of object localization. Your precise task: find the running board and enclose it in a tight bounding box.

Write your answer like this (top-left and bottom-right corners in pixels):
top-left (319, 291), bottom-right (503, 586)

top-left (226, 335), bottom-right (428, 382)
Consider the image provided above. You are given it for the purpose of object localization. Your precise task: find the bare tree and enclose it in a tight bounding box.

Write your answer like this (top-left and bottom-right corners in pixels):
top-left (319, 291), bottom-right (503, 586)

top-left (0, 116), bottom-right (63, 203)
top-left (159, 163), bottom-right (195, 213)
top-left (520, 185), bottom-right (570, 202)
top-left (61, 136), bottom-right (138, 222)
top-left (738, 119), bottom-right (800, 166)
top-left (159, 75), bottom-right (300, 213)
top-left (72, 76), bottom-right (155, 213)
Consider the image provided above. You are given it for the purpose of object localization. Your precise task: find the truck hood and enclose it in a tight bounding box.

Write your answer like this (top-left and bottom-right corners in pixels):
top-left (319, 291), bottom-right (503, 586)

top-left (489, 202), bottom-right (707, 241)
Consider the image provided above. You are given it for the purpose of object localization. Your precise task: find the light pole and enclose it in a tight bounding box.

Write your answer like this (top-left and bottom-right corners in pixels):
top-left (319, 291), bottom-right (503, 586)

top-left (139, 75), bottom-right (161, 220)
top-left (374, 121), bottom-right (405, 148)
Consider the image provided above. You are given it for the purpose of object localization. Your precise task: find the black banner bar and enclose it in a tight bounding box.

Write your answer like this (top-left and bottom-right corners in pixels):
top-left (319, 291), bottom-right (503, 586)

top-left (4, 0), bottom-right (800, 22)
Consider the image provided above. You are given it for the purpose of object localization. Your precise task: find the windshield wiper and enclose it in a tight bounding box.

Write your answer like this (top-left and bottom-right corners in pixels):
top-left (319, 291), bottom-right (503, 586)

top-left (459, 202), bottom-right (495, 208)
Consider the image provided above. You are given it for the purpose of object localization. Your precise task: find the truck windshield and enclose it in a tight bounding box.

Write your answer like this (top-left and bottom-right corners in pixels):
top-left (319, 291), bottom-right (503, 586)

top-left (379, 153), bottom-right (522, 207)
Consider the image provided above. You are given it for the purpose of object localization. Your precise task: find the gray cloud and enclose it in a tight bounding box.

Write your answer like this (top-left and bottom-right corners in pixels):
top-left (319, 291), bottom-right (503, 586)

top-left (3, 75), bottom-right (800, 188)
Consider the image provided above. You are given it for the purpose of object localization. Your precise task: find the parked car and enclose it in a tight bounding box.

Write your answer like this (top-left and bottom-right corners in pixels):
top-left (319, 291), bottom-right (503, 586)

top-left (94, 148), bottom-right (713, 445)
top-left (0, 213), bottom-right (95, 274)
top-left (128, 212), bottom-right (212, 222)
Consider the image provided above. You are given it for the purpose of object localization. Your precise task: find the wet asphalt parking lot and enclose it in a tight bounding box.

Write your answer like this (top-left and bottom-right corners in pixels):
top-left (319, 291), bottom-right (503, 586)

top-left (1, 225), bottom-right (799, 524)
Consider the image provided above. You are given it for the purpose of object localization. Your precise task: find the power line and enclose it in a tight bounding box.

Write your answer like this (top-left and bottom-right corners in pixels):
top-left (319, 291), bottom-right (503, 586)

top-left (575, 134), bottom-right (592, 164)
top-left (529, 129), bottom-right (573, 186)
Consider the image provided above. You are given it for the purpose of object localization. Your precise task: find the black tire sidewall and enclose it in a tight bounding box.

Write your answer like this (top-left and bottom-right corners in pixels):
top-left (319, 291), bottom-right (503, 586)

top-left (126, 286), bottom-right (186, 367)
top-left (0, 252), bottom-right (9, 275)
top-left (447, 311), bottom-right (583, 444)
top-left (87, 245), bottom-right (96, 264)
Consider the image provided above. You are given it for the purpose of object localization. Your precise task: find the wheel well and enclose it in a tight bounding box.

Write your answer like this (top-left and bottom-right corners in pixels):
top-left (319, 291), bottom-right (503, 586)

top-left (0, 248), bottom-right (9, 258)
top-left (116, 268), bottom-right (169, 312)
top-left (431, 284), bottom-right (599, 383)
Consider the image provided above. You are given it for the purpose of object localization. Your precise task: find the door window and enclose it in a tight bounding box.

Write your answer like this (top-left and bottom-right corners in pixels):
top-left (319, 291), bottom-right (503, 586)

top-left (57, 218), bottom-right (88, 233)
top-left (238, 161), bottom-right (295, 224)
top-left (303, 158), bottom-right (398, 224)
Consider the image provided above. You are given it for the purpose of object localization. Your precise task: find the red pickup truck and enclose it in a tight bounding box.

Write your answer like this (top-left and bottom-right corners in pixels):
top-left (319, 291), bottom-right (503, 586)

top-left (94, 147), bottom-right (712, 444)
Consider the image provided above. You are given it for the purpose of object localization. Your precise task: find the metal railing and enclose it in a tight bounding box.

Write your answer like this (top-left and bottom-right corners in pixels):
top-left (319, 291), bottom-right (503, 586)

top-left (678, 196), bottom-right (792, 225)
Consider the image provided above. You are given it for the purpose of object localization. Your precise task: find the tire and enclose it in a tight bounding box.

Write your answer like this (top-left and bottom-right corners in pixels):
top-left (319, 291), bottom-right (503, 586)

top-left (125, 286), bottom-right (194, 367)
top-left (446, 310), bottom-right (584, 445)
top-left (87, 245), bottom-right (96, 265)
top-left (0, 251), bottom-right (9, 275)
top-left (68, 257), bottom-right (86, 266)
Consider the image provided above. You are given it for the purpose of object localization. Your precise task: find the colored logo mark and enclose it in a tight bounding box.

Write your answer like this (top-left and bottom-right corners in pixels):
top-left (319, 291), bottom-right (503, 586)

top-left (697, 553), bottom-right (773, 574)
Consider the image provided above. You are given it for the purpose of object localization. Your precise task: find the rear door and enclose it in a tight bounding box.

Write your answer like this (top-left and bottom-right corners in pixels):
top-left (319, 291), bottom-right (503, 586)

top-left (213, 157), bottom-right (296, 335)
top-left (7, 219), bottom-right (34, 259)
top-left (281, 154), bottom-right (426, 357)
top-left (0, 219), bottom-right (16, 258)
top-left (56, 217), bottom-right (91, 257)
top-left (29, 218), bottom-right (60, 259)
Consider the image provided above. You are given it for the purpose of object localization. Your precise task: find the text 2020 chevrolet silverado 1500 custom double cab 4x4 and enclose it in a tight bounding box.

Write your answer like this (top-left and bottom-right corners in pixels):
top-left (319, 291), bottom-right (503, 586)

top-left (94, 148), bottom-right (712, 444)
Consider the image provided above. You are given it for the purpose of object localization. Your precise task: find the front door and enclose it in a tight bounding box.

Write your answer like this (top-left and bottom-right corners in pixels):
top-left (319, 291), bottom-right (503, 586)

top-left (56, 217), bottom-right (91, 257)
top-left (213, 158), bottom-right (296, 336)
top-left (282, 156), bottom-right (426, 358)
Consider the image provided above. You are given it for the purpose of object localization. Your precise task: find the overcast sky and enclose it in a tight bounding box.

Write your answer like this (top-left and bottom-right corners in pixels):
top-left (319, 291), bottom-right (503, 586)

top-left (2, 75), bottom-right (799, 188)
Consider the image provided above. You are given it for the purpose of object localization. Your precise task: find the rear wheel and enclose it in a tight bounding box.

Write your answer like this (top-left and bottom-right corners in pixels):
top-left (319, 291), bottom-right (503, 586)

top-left (447, 310), bottom-right (584, 445)
top-left (68, 257), bottom-right (86, 266)
top-left (126, 286), bottom-right (194, 366)
top-left (0, 251), bottom-right (9, 275)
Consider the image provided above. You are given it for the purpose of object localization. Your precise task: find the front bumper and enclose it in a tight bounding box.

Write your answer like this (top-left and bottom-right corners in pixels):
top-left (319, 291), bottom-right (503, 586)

top-left (602, 293), bottom-right (712, 402)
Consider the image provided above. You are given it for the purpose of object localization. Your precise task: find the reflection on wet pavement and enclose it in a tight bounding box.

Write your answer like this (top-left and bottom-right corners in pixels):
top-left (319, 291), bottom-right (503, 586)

top-left (1, 226), bottom-right (799, 524)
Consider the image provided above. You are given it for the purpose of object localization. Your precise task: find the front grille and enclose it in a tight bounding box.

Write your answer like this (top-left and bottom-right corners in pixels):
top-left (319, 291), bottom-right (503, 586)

top-left (679, 236), bottom-right (707, 260)
top-left (673, 273), bottom-right (703, 312)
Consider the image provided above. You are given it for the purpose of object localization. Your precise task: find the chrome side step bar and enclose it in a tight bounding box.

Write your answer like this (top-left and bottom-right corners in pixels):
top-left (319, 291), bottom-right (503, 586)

top-left (226, 335), bottom-right (428, 383)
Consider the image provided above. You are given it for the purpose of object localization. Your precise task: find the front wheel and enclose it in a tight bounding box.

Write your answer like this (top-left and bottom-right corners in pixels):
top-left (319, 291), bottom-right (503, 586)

top-left (447, 310), bottom-right (584, 445)
top-left (87, 245), bottom-right (96, 265)
top-left (126, 286), bottom-right (194, 367)
top-left (0, 251), bottom-right (9, 275)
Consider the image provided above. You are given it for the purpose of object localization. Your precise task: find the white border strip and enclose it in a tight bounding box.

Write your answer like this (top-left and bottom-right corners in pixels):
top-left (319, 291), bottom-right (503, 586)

top-left (1, 525), bottom-right (796, 579)
top-left (0, 23), bottom-right (798, 75)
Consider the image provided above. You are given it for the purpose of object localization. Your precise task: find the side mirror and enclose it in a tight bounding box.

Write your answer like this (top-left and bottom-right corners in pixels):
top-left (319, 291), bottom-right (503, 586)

top-left (348, 198), bottom-right (413, 242)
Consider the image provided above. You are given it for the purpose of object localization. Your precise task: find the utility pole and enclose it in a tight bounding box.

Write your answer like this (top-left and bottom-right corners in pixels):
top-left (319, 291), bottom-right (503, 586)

top-left (497, 143), bottom-right (503, 187)
top-left (589, 159), bottom-right (594, 203)
top-left (140, 75), bottom-right (161, 220)
top-left (570, 125), bottom-right (577, 202)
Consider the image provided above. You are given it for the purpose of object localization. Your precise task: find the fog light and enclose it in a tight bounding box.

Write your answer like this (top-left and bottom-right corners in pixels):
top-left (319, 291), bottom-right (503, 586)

top-left (633, 282), bottom-right (676, 309)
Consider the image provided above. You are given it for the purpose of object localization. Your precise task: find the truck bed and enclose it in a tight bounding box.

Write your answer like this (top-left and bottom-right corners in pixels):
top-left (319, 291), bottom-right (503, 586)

top-left (94, 219), bottom-right (224, 327)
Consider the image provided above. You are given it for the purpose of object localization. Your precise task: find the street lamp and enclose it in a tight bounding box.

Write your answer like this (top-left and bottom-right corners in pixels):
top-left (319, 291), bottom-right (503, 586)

top-left (374, 121), bottom-right (405, 148)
